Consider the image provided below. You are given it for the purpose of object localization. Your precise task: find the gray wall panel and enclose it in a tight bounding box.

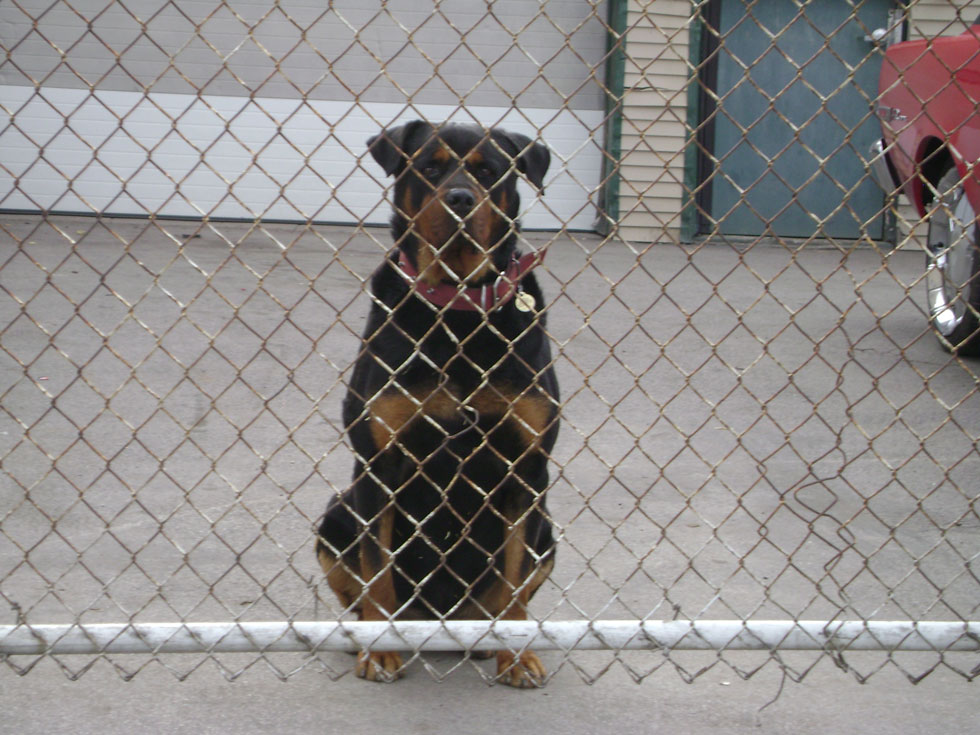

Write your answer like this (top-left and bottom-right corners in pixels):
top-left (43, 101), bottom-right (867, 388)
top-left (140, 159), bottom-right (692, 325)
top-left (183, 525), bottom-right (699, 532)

top-left (1, 1), bottom-right (608, 109)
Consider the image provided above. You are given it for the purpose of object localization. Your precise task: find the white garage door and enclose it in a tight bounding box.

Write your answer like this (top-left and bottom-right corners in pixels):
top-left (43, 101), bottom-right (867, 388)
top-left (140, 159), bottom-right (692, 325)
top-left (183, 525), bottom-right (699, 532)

top-left (0, 1), bottom-right (609, 230)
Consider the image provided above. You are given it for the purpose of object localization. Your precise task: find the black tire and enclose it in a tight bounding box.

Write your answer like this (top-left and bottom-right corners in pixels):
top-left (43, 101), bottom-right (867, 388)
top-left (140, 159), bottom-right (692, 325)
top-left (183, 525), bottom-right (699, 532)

top-left (924, 165), bottom-right (980, 356)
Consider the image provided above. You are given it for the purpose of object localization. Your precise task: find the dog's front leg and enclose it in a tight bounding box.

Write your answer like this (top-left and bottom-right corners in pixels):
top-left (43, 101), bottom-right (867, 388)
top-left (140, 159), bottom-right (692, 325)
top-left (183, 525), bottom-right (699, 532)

top-left (493, 516), bottom-right (548, 688)
top-left (351, 472), bottom-right (405, 682)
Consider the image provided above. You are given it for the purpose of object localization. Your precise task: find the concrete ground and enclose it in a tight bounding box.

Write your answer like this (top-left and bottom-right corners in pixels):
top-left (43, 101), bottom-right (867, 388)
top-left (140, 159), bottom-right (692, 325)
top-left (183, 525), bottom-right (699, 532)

top-left (2, 652), bottom-right (978, 734)
top-left (1, 215), bottom-right (978, 733)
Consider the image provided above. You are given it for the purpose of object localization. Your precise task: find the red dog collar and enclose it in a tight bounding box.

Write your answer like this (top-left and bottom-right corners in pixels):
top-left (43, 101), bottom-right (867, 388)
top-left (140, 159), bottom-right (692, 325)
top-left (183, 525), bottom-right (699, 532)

top-left (396, 250), bottom-right (542, 312)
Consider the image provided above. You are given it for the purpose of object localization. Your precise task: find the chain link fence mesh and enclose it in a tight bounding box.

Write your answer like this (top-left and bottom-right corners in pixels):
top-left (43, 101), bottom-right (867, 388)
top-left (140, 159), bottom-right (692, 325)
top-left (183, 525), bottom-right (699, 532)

top-left (1, 1), bottom-right (978, 684)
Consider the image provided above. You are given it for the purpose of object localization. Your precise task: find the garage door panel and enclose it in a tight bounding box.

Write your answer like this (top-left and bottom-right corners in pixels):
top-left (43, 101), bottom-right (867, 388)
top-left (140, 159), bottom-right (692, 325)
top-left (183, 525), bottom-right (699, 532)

top-left (0, 86), bottom-right (603, 229)
top-left (0, 1), bottom-right (607, 229)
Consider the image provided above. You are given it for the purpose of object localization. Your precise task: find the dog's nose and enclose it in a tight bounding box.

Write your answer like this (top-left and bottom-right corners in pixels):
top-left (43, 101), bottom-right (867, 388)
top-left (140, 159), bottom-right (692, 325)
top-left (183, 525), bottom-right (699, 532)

top-left (445, 188), bottom-right (476, 215)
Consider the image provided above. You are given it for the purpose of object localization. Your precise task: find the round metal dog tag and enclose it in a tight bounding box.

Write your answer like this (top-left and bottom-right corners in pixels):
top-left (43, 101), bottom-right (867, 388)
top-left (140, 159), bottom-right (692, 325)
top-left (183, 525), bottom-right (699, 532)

top-left (514, 290), bottom-right (536, 313)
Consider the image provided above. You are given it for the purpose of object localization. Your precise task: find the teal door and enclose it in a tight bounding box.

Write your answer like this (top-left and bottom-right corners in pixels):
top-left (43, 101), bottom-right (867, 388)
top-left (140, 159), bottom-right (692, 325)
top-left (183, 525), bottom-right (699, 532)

top-left (703, 0), bottom-right (891, 239)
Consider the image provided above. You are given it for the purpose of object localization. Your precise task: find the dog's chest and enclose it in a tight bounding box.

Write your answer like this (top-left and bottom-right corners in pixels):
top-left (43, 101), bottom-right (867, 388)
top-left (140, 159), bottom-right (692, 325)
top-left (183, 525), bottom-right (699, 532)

top-left (367, 374), bottom-right (548, 447)
top-left (362, 294), bottom-right (550, 456)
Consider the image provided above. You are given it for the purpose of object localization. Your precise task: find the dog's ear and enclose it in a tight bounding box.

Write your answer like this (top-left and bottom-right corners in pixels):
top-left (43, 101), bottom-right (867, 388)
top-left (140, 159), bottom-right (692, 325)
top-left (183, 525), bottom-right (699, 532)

top-left (491, 130), bottom-right (551, 190)
top-left (367, 120), bottom-right (434, 177)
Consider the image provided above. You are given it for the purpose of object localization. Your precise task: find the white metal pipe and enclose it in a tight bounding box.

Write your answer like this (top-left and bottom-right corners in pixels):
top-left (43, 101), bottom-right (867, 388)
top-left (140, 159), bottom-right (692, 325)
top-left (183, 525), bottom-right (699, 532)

top-left (1, 620), bottom-right (978, 656)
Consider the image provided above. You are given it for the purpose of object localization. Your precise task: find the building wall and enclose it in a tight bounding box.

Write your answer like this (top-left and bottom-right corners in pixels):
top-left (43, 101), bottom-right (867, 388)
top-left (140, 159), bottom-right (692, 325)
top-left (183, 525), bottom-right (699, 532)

top-left (614, 1), bottom-right (980, 246)
top-left (908, 0), bottom-right (979, 38)
top-left (6, 1), bottom-right (975, 238)
top-left (616, 0), bottom-right (692, 244)
top-left (0, 1), bottom-right (607, 229)
top-left (1, 1), bottom-right (607, 110)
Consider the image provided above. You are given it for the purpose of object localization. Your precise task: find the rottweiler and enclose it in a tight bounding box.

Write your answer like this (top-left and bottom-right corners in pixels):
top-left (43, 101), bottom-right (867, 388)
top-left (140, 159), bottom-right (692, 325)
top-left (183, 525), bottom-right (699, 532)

top-left (315, 121), bottom-right (559, 688)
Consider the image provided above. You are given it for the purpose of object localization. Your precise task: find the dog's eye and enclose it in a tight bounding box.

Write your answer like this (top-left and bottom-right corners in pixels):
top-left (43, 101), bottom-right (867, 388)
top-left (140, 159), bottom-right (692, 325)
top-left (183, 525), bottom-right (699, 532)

top-left (421, 165), bottom-right (441, 181)
top-left (474, 165), bottom-right (495, 186)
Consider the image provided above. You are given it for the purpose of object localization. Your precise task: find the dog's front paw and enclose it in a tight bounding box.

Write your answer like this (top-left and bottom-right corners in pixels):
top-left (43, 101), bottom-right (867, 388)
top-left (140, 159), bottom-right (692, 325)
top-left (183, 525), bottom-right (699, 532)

top-left (496, 650), bottom-right (546, 688)
top-left (356, 651), bottom-right (404, 682)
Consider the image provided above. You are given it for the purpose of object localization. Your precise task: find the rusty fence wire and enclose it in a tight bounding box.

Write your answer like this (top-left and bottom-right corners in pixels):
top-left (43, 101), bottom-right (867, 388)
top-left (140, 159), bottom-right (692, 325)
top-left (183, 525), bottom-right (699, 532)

top-left (1, 1), bottom-right (978, 685)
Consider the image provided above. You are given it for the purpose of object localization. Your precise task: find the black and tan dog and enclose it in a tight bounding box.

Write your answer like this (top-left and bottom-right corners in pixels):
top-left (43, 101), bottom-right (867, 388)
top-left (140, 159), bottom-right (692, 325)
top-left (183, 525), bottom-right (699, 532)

top-left (315, 121), bottom-right (559, 687)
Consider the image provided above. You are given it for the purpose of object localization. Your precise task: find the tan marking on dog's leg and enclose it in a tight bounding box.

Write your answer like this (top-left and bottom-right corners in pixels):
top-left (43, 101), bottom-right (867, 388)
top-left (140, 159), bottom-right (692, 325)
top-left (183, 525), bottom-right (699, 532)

top-left (357, 505), bottom-right (404, 682)
top-left (317, 542), bottom-right (361, 615)
top-left (469, 387), bottom-right (555, 448)
top-left (492, 519), bottom-right (547, 688)
top-left (496, 648), bottom-right (547, 688)
top-left (356, 650), bottom-right (405, 682)
top-left (368, 391), bottom-right (419, 451)
top-left (508, 392), bottom-right (555, 447)
top-left (368, 386), bottom-right (460, 452)
top-left (524, 551), bottom-right (554, 603)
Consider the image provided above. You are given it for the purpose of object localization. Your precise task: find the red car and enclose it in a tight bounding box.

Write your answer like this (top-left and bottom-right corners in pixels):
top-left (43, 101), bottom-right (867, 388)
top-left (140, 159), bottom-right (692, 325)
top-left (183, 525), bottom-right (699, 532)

top-left (870, 17), bottom-right (980, 355)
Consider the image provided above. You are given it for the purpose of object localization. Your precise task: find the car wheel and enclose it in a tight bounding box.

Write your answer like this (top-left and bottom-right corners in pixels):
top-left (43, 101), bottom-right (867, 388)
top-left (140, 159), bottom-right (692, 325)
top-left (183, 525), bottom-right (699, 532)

top-left (925, 165), bottom-right (980, 355)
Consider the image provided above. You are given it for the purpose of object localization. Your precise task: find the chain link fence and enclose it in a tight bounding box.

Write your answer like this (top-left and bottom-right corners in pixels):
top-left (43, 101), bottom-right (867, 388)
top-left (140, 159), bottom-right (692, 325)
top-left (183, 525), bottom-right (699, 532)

top-left (1, 1), bottom-right (978, 684)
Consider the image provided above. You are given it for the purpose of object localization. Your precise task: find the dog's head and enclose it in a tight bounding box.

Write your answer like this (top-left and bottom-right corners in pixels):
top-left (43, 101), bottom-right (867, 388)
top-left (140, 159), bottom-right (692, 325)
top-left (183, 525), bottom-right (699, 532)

top-left (368, 121), bottom-right (550, 286)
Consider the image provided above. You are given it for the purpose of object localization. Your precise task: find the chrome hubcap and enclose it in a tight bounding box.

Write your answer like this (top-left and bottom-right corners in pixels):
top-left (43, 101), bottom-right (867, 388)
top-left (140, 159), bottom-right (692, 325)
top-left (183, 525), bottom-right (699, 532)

top-left (926, 176), bottom-right (977, 337)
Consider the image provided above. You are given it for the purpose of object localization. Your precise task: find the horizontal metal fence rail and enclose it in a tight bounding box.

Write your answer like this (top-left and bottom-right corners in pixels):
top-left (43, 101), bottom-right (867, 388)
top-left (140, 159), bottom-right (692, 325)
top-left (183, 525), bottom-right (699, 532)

top-left (5, 620), bottom-right (979, 655)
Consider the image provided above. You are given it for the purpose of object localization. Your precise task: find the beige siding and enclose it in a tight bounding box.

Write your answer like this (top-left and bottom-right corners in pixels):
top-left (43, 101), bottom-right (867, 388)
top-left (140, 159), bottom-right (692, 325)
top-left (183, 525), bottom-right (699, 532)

top-left (616, 0), bottom-right (692, 244)
top-left (908, 0), bottom-right (979, 38)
